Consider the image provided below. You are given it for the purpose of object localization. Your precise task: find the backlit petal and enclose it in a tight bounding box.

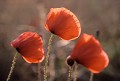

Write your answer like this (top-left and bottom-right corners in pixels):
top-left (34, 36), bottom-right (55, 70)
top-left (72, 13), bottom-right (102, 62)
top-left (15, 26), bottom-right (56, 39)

top-left (11, 32), bottom-right (44, 63)
top-left (45, 7), bottom-right (81, 40)
top-left (71, 34), bottom-right (109, 73)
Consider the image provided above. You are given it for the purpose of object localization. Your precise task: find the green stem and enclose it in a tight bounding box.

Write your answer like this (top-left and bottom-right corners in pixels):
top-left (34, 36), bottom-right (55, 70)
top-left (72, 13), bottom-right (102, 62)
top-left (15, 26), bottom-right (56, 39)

top-left (44, 34), bottom-right (54, 81)
top-left (6, 52), bottom-right (18, 81)
top-left (90, 72), bottom-right (94, 81)
top-left (74, 64), bottom-right (78, 81)
top-left (68, 66), bottom-right (72, 81)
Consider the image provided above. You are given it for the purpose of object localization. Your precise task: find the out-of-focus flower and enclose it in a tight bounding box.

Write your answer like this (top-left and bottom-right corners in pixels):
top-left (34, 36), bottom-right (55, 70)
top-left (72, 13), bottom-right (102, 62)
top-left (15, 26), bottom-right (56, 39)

top-left (67, 33), bottom-right (109, 73)
top-left (45, 7), bottom-right (81, 40)
top-left (11, 32), bottom-right (44, 63)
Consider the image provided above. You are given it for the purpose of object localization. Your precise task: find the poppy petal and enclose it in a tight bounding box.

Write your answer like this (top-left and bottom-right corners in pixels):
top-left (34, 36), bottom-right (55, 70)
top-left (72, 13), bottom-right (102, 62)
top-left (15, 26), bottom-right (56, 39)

top-left (45, 7), bottom-right (81, 40)
top-left (71, 34), bottom-right (109, 73)
top-left (22, 55), bottom-right (44, 63)
top-left (11, 32), bottom-right (44, 63)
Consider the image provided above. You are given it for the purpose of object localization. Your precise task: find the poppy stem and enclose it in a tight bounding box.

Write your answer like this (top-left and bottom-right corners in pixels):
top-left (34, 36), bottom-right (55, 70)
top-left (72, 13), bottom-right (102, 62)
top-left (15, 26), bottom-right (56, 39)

top-left (68, 66), bottom-right (72, 81)
top-left (73, 63), bottom-right (78, 81)
top-left (90, 72), bottom-right (94, 81)
top-left (6, 52), bottom-right (18, 81)
top-left (38, 63), bottom-right (41, 81)
top-left (44, 34), bottom-right (54, 81)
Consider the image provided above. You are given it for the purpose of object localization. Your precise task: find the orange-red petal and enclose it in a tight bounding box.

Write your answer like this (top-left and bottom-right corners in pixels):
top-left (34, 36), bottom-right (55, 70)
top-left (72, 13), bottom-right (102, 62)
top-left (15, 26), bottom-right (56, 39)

top-left (11, 32), bottom-right (44, 63)
top-left (45, 7), bottom-right (81, 40)
top-left (71, 33), bottom-right (109, 73)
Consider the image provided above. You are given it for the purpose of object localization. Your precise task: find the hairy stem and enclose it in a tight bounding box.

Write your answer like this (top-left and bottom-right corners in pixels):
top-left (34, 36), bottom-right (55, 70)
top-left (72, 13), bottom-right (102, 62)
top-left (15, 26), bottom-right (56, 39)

top-left (74, 64), bottom-right (78, 81)
top-left (44, 34), bottom-right (54, 81)
top-left (38, 63), bottom-right (41, 81)
top-left (90, 72), bottom-right (94, 81)
top-left (68, 66), bottom-right (72, 81)
top-left (6, 52), bottom-right (18, 81)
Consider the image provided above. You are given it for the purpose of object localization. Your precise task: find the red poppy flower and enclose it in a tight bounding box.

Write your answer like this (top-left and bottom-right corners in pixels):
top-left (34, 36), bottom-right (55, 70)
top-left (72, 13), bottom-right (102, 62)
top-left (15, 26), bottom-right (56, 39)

top-left (67, 33), bottom-right (109, 73)
top-left (11, 32), bottom-right (44, 63)
top-left (45, 7), bottom-right (81, 40)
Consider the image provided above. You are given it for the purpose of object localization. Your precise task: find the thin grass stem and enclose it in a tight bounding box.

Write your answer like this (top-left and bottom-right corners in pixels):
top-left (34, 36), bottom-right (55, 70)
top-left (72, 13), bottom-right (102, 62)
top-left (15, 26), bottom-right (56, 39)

top-left (6, 52), bottom-right (18, 81)
top-left (44, 34), bottom-right (54, 81)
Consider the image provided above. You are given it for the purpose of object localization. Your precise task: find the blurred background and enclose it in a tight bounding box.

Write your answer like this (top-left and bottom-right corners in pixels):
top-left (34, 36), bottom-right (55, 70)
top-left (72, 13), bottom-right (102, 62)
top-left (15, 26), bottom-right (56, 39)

top-left (0, 0), bottom-right (120, 81)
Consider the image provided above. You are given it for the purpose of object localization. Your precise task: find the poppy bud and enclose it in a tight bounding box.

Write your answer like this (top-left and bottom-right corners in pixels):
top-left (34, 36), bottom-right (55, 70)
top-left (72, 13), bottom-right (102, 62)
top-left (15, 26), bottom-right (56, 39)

top-left (96, 30), bottom-right (100, 39)
top-left (66, 56), bottom-right (74, 67)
